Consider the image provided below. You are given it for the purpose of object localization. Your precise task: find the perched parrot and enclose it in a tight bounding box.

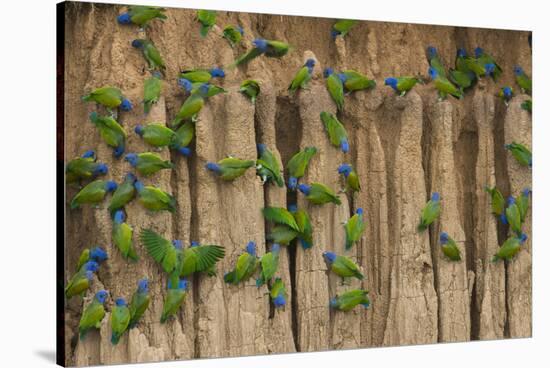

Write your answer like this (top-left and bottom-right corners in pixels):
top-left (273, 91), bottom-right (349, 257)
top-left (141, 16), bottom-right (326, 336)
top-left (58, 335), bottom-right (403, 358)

top-left (323, 252), bottom-right (364, 281)
top-left (485, 186), bottom-right (506, 224)
top-left (339, 70), bottom-right (376, 93)
top-left (505, 142), bottom-right (532, 168)
top-left (108, 173), bottom-right (137, 215)
top-left (82, 86), bottom-right (133, 112)
top-left (262, 207), bottom-right (300, 232)
top-left (125, 152), bottom-right (173, 177)
top-left (75, 247), bottom-right (108, 272)
top-left (492, 233), bottom-right (528, 262)
top-left (428, 67), bottom-right (463, 100)
top-left (323, 67), bottom-right (345, 111)
top-left (224, 241), bottom-right (259, 285)
top-left (110, 298), bottom-right (130, 345)
top-left (417, 192), bottom-right (441, 232)
top-left (384, 76), bottom-right (421, 96)
top-left (505, 196), bottom-right (522, 236)
top-left (298, 182), bottom-right (341, 205)
top-left (517, 188), bottom-right (531, 224)
top-left (288, 59), bottom-right (315, 95)
top-left (223, 25), bottom-right (244, 47)
top-left (497, 86), bottom-right (514, 106)
top-left (256, 244), bottom-right (281, 287)
top-left (256, 144), bottom-right (284, 187)
top-left (70, 180), bottom-right (118, 209)
top-left (112, 210), bottom-right (138, 261)
top-left (65, 261), bottom-right (99, 298)
top-left (196, 10), bottom-right (216, 37)
top-left (331, 19), bottom-right (358, 39)
top-left (474, 47), bottom-right (502, 80)
top-left (89, 112), bottom-right (126, 158)
top-left (286, 147), bottom-right (317, 190)
top-left (170, 122), bottom-right (195, 157)
top-left (134, 181), bottom-right (176, 212)
top-left (289, 204), bottom-right (313, 249)
top-left (267, 226), bottom-right (299, 246)
top-left (131, 39), bottom-right (165, 73)
top-left (344, 208), bottom-right (366, 250)
top-left (330, 289), bottom-right (370, 311)
top-left (160, 278), bottom-right (188, 323)
top-left (179, 67), bottom-right (225, 83)
top-left (240, 79), bottom-right (260, 103)
top-left (514, 66), bottom-right (532, 95)
top-left (143, 72), bottom-right (162, 114)
top-left (206, 157), bottom-right (255, 181)
top-left (450, 49), bottom-right (476, 90)
top-left (79, 290), bottom-right (108, 340)
top-left (426, 46), bottom-right (447, 78)
top-left (521, 99), bottom-right (532, 113)
top-left (337, 164), bottom-right (360, 193)
top-left (129, 279), bottom-right (150, 328)
top-left (230, 38), bottom-right (290, 68)
top-left (171, 83), bottom-right (211, 127)
top-left (117, 6), bottom-right (167, 28)
top-left (270, 277), bottom-right (287, 308)
top-left (134, 123), bottom-right (176, 148)
top-left (66, 150), bottom-right (108, 184)
top-left (320, 111), bottom-right (349, 153)
top-left (439, 232), bottom-right (461, 261)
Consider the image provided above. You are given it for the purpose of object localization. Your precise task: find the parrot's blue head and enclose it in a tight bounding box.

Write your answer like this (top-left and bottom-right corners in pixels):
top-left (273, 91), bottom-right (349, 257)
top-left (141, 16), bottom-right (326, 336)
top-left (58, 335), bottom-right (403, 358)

top-left (85, 261), bottom-right (99, 272)
top-left (82, 150), bottom-right (96, 159)
top-left (85, 270), bottom-right (94, 281)
top-left (340, 138), bottom-right (349, 153)
top-left (503, 87), bottom-right (513, 99)
top-left (273, 294), bottom-right (286, 307)
top-left (178, 78), bottom-right (193, 92)
top-left (105, 181), bottom-right (118, 192)
top-left (114, 145), bottom-right (125, 158)
top-left (134, 180), bottom-right (144, 192)
top-left (210, 67), bottom-right (225, 78)
top-left (95, 290), bottom-right (108, 304)
top-left (271, 243), bottom-right (281, 254)
top-left (152, 71), bottom-right (162, 79)
top-left (474, 47), bottom-right (484, 58)
top-left (198, 83), bottom-right (210, 97)
top-left (504, 144), bottom-right (512, 150)
top-left (519, 233), bottom-right (528, 244)
top-left (253, 38), bottom-right (268, 52)
top-left (131, 39), bottom-right (143, 49)
top-left (288, 177), bottom-right (298, 190)
top-left (331, 29), bottom-right (341, 39)
top-left (246, 241), bottom-right (257, 256)
top-left (323, 251), bottom-right (337, 264)
top-left (337, 73), bottom-right (348, 83)
top-left (522, 188), bottom-right (531, 197)
top-left (115, 298), bottom-right (127, 307)
top-left (257, 143), bottom-right (267, 155)
top-left (138, 279), bottom-right (149, 293)
top-left (287, 203), bottom-right (298, 213)
top-left (329, 297), bottom-right (338, 308)
top-left (93, 163), bottom-right (108, 176)
top-left (514, 66), bottom-right (524, 76)
top-left (323, 67), bottom-right (334, 78)
top-left (428, 67), bottom-right (438, 80)
top-left (125, 153), bottom-right (138, 167)
top-left (117, 12), bottom-right (131, 24)
top-left (484, 63), bottom-right (495, 76)
top-left (120, 98), bottom-right (133, 112)
top-left (356, 208), bottom-right (364, 216)
top-left (179, 279), bottom-right (189, 290)
top-left (361, 300), bottom-right (370, 309)
top-left (172, 240), bottom-right (183, 249)
top-left (125, 172), bottom-right (137, 183)
top-left (113, 210), bottom-right (125, 224)
top-left (298, 184), bottom-right (311, 195)
top-left (134, 125), bottom-right (144, 136)
top-left (90, 247), bottom-right (108, 263)
top-left (305, 58), bottom-right (316, 69)
top-left (427, 46), bottom-right (437, 59)
top-left (507, 196), bottom-right (516, 206)
top-left (177, 146), bottom-right (192, 157)
top-left (431, 192), bottom-right (440, 202)
top-left (499, 213), bottom-right (508, 225)
top-left (384, 77), bottom-right (398, 91)
top-left (206, 162), bottom-right (221, 174)
top-left (457, 48), bottom-right (467, 58)
top-left (237, 26), bottom-right (244, 35)
top-left (190, 241), bottom-right (200, 248)
top-left (338, 163), bottom-right (352, 176)
top-left (439, 232), bottom-right (449, 244)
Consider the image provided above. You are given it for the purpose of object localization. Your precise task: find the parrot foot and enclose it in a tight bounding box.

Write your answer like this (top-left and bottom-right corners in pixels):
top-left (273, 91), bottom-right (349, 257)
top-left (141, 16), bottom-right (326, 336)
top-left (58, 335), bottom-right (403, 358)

top-left (400, 91), bottom-right (406, 97)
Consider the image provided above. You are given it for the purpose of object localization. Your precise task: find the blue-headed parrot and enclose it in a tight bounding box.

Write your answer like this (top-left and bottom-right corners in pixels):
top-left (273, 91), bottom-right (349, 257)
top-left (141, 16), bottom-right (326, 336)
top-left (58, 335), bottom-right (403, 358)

top-left (224, 241), bottom-right (259, 285)
top-left (206, 157), bottom-right (255, 181)
top-left (492, 234), bottom-right (527, 262)
top-left (417, 192), bottom-right (441, 232)
top-left (330, 289), bottom-right (370, 311)
top-left (270, 277), bottom-right (287, 308)
top-left (497, 86), bottom-right (514, 106)
top-left (286, 147), bottom-right (317, 190)
top-left (143, 72), bottom-right (162, 114)
top-left (129, 279), bottom-right (150, 328)
top-left (288, 59), bottom-right (315, 96)
top-left (160, 278), bottom-right (188, 323)
top-left (337, 163), bottom-right (360, 194)
top-left (384, 76), bottom-right (421, 96)
top-left (323, 251), bottom-right (364, 282)
top-left (323, 67), bottom-right (345, 111)
top-left (89, 112), bottom-right (126, 158)
top-left (439, 232), bottom-right (461, 261)
top-left (66, 150), bottom-right (108, 184)
top-left (131, 39), bottom-right (165, 74)
top-left (125, 152), bottom-right (173, 177)
top-left (514, 66), bottom-right (532, 95)
top-left (65, 261), bottom-right (99, 299)
top-left (223, 25), bottom-right (244, 47)
top-left (256, 144), bottom-right (284, 187)
top-left (230, 38), bottom-right (290, 68)
top-left (82, 86), bottom-right (132, 112)
top-left (428, 67), bottom-right (463, 100)
top-left (331, 19), bottom-right (358, 39)
top-left (70, 180), bottom-right (117, 209)
top-left (108, 173), bottom-right (137, 215)
top-left (320, 111), bottom-right (349, 153)
top-left (298, 182), bottom-right (341, 205)
top-left (505, 142), bottom-right (532, 168)
top-left (134, 180), bottom-right (176, 212)
top-left (344, 208), bottom-right (366, 250)
top-left (117, 5), bottom-right (167, 28)
top-left (79, 290), bottom-right (108, 340)
top-left (110, 298), bottom-right (130, 345)
top-left (112, 210), bottom-right (138, 261)
top-left (256, 243), bottom-right (281, 287)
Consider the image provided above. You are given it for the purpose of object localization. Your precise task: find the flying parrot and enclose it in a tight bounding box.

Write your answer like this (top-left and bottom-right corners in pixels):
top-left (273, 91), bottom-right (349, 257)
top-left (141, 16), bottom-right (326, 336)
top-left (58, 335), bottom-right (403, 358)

top-left (134, 180), bottom-right (176, 212)
top-left (384, 76), bottom-right (421, 96)
top-left (256, 144), bottom-right (284, 187)
top-left (339, 70), bottom-right (376, 93)
top-left (262, 206), bottom-right (300, 232)
top-left (492, 234), bottom-right (528, 262)
top-left (497, 86), bottom-right (514, 106)
top-left (79, 290), bottom-right (108, 340)
top-left (426, 46), bottom-right (447, 78)
top-left (129, 279), bottom-right (150, 328)
top-left (286, 146), bottom-right (317, 190)
top-left (110, 298), bottom-right (130, 345)
top-left (521, 99), bottom-right (532, 113)
top-left (320, 111), bottom-right (349, 153)
top-left (505, 196), bottom-right (522, 236)
top-left (82, 86), bottom-right (133, 112)
top-left (256, 243), bottom-right (281, 287)
top-left (160, 278), bottom-right (188, 323)
top-left (298, 182), bottom-right (341, 205)
top-left (474, 47), bottom-right (502, 80)
top-left (75, 247), bottom-right (108, 272)
top-left (270, 277), bottom-right (287, 308)
top-left (428, 67), bottom-right (463, 100)
top-left (65, 261), bottom-right (99, 299)
top-left (240, 79), bottom-right (260, 103)
top-left (323, 67), bottom-right (345, 111)
top-left (196, 10), bottom-right (216, 37)
top-left (117, 5), bottom-right (167, 28)
top-left (485, 186), bottom-right (506, 224)
top-left (125, 152), bottom-right (173, 177)
top-left (66, 150), bottom-right (108, 184)
top-left (206, 157), bottom-right (255, 181)
top-left (517, 188), bottom-right (531, 224)
top-left (179, 67), bottom-right (225, 83)
top-left (505, 142), bottom-right (532, 168)
top-left (439, 232), bottom-right (461, 261)
top-left (344, 208), bottom-right (366, 250)
top-left (112, 210), bottom-right (138, 261)
top-left (229, 38), bottom-right (290, 68)
top-left (337, 163), bottom-right (360, 193)
top-left (70, 180), bottom-right (117, 209)
top-left (224, 241), bottom-right (259, 285)
top-left (514, 66), bottom-right (532, 95)
top-left (323, 251), bottom-right (364, 282)
top-left (131, 39), bottom-right (165, 73)
top-left (89, 112), bottom-right (126, 158)
top-left (418, 192), bottom-right (441, 232)
top-left (143, 72), bottom-right (162, 114)
top-left (108, 173), bottom-right (137, 215)
top-left (134, 123), bottom-right (176, 148)
top-left (189, 241), bottom-right (220, 277)
top-left (171, 83), bottom-right (211, 128)
top-left (223, 25), bottom-right (244, 47)
top-left (330, 289), bottom-right (370, 311)
top-left (331, 19), bottom-right (358, 39)
top-left (288, 59), bottom-right (315, 95)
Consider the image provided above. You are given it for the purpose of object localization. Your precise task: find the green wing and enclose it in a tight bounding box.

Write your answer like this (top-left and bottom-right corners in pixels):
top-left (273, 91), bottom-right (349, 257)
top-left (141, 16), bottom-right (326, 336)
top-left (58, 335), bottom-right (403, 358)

top-left (506, 204), bottom-right (522, 235)
top-left (288, 66), bottom-right (311, 94)
top-left (139, 186), bottom-right (176, 212)
top-left (262, 207), bottom-right (300, 231)
top-left (493, 237), bottom-right (521, 262)
top-left (70, 180), bottom-right (107, 209)
top-left (345, 214), bottom-right (365, 250)
top-left (485, 186), bottom-right (505, 216)
top-left (320, 112), bottom-right (347, 147)
top-left (173, 122), bottom-right (195, 149)
top-left (79, 301), bottom-right (105, 339)
top-left (334, 256), bottom-right (364, 279)
top-left (267, 225), bottom-right (298, 245)
top-left (113, 222), bottom-right (137, 261)
top-left (257, 147), bottom-right (283, 186)
top-left (129, 292), bottom-right (150, 328)
top-left (442, 237), bottom-right (461, 261)
top-left (140, 229), bottom-right (176, 273)
top-left (111, 306), bottom-right (130, 344)
top-left (418, 200), bottom-right (440, 231)
top-left (258, 252), bottom-right (278, 286)
top-left (108, 180), bottom-right (135, 213)
top-left (181, 245), bottom-right (225, 276)
top-left (326, 74), bottom-right (344, 111)
top-left (309, 183), bottom-right (341, 205)
top-left (144, 75), bottom-right (162, 113)
top-left (287, 147), bottom-right (317, 178)
top-left (333, 20), bottom-right (358, 37)
top-left (142, 124), bottom-right (175, 147)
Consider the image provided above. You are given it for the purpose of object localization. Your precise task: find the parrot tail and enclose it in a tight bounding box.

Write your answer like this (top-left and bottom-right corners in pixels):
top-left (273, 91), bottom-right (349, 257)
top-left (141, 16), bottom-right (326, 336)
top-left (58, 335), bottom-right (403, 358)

top-left (70, 199), bottom-right (80, 210)
top-left (200, 25), bottom-right (211, 38)
top-left (255, 278), bottom-right (264, 288)
top-left (160, 313), bottom-right (168, 324)
top-left (223, 271), bottom-right (236, 284)
top-left (299, 239), bottom-right (312, 250)
top-left (354, 270), bottom-right (365, 280)
top-left (111, 333), bottom-right (121, 345)
top-left (144, 101), bottom-right (152, 114)
top-left (345, 240), bottom-right (353, 250)
top-left (128, 247), bottom-right (139, 262)
top-left (491, 255), bottom-right (500, 263)
top-left (417, 223), bottom-right (427, 232)
top-left (79, 328), bottom-right (88, 341)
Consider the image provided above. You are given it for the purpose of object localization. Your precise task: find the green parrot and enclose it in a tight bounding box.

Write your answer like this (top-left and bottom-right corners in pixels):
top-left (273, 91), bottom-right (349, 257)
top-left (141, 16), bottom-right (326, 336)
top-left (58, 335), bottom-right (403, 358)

top-left (179, 67), bottom-right (225, 83)
top-left (75, 247), bottom-right (108, 272)
top-left (108, 173), bottom-right (137, 215)
top-left (143, 72), bottom-right (162, 114)
top-left (262, 207), bottom-right (300, 232)
top-left (206, 157), bottom-right (255, 181)
top-left (267, 226), bottom-right (299, 246)
top-left (286, 147), bottom-right (317, 190)
top-left (505, 142), bottom-right (532, 168)
top-left (128, 279), bottom-right (150, 328)
top-left (110, 298), bottom-right (130, 345)
top-left (505, 196), bottom-right (522, 236)
top-left (339, 70), bottom-right (376, 93)
top-left (79, 290), bottom-right (108, 340)
top-left (256, 144), bottom-right (284, 187)
top-left (160, 278), bottom-right (189, 323)
top-left (330, 289), bottom-right (370, 311)
top-left (256, 244), bottom-right (281, 287)
top-left (344, 208), bottom-right (366, 250)
top-left (417, 192), bottom-right (441, 232)
top-left (196, 10), bottom-right (216, 37)
top-left (497, 86), bottom-right (514, 106)
top-left (70, 180), bottom-right (118, 209)
top-left (223, 25), bottom-right (244, 47)
top-left (384, 76), bottom-right (421, 96)
top-left (331, 19), bottom-right (358, 39)
top-left (426, 46), bottom-right (447, 78)
top-left (117, 6), bottom-right (167, 28)
top-left (112, 210), bottom-right (138, 261)
top-left (514, 66), bottom-right (532, 95)
top-left (323, 67), bottom-right (344, 111)
top-left (298, 182), bottom-right (341, 205)
top-left (66, 150), bottom-right (108, 184)
top-left (82, 86), bottom-right (133, 112)
top-left (270, 277), bottom-right (287, 308)
top-left (230, 38), bottom-right (290, 68)
top-left (134, 123), bottom-right (176, 148)
top-left (65, 261), bottom-right (99, 298)
top-left (170, 121), bottom-right (195, 155)
top-left (485, 186), bottom-right (505, 219)
top-left (521, 99), bottom-right (532, 113)
top-left (449, 69), bottom-right (474, 92)
top-left (516, 188), bottom-right (531, 224)
top-left (439, 232), bottom-right (461, 261)
top-left (323, 252), bottom-right (364, 281)
top-left (288, 59), bottom-right (315, 95)
top-left (89, 112), bottom-right (126, 158)
top-left (290, 205), bottom-right (313, 249)
top-left (131, 39), bottom-right (165, 73)
top-left (134, 181), bottom-right (176, 212)
top-left (492, 234), bottom-right (528, 262)
top-left (474, 47), bottom-right (502, 80)
top-left (455, 48), bottom-right (476, 76)
top-left (240, 80), bottom-right (260, 103)
top-left (171, 83), bottom-right (211, 128)
top-left (125, 152), bottom-right (173, 177)
top-left (224, 241), bottom-right (259, 285)
top-left (320, 111), bottom-right (349, 153)
top-left (337, 163), bottom-right (360, 194)
top-left (428, 67), bottom-right (463, 100)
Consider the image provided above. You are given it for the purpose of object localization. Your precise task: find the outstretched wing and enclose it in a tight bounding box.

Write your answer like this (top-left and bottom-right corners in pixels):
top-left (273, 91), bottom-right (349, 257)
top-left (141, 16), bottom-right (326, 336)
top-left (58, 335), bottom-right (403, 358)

top-left (139, 229), bottom-right (176, 273)
top-left (184, 245), bottom-right (225, 273)
top-left (262, 207), bottom-right (300, 231)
